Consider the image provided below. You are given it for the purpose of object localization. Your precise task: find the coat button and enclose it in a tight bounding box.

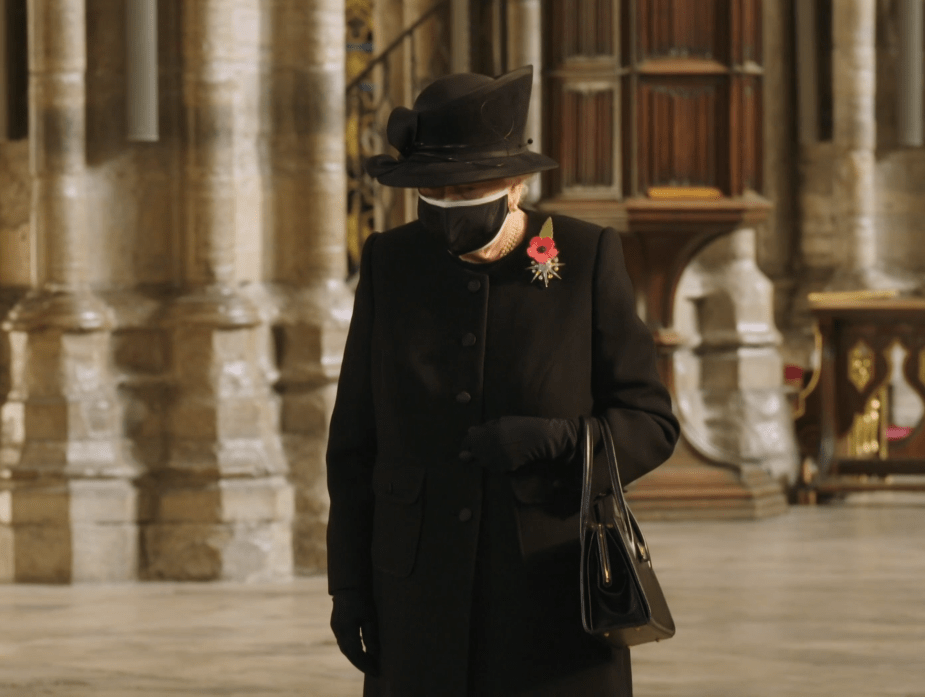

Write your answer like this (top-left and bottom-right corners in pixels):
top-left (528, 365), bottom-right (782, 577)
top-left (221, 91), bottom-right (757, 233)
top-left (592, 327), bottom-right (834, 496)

top-left (467, 280), bottom-right (481, 292)
top-left (458, 508), bottom-right (472, 522)
top-left (456, 391), bottom-right (471, 404)
top-left (461, 333), bottom-right (477, 347)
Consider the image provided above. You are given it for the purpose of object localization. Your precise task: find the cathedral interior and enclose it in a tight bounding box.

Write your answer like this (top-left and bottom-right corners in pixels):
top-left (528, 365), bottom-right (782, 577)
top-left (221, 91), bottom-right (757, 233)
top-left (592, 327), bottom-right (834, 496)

top-left (1, 0), bottom-right (924, 694)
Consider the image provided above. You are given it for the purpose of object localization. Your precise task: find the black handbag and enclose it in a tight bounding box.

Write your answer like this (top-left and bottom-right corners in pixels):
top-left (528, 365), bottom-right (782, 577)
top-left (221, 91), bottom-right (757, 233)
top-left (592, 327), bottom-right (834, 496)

top-left (579, 416), bottom-right (676, 647)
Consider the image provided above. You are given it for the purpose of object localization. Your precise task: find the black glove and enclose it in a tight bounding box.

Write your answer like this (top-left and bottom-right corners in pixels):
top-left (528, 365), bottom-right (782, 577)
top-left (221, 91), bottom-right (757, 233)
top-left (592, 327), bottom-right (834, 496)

top-left (460, 416), bottom-right (579, 473)
top-left (331, 590), bottom-right (380, 676)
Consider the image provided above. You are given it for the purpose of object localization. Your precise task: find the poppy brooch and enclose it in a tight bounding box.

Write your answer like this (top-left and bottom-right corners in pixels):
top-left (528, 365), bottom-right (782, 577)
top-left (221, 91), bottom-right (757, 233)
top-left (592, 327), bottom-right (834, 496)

top-left (526, 217), bottom-right (564, 288)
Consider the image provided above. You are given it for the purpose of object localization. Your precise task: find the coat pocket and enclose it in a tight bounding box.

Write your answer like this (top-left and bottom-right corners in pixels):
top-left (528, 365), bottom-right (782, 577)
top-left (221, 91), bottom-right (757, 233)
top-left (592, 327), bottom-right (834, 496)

top-left (371, 464), bottom-right (426, 578)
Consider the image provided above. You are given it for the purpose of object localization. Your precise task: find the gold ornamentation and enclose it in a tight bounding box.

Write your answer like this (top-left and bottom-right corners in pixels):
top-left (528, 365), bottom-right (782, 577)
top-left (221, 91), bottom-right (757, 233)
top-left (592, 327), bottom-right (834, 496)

top-left (848, 340), bottom-right (875, 392)
top-left (647, 186), bottom-right (722, 200)
top-left (793, 323), bottom-right (823, 419)
top-left (848, 385), bottom-right (888, 459)
top-left (808, 289), bottom-right (900, 305)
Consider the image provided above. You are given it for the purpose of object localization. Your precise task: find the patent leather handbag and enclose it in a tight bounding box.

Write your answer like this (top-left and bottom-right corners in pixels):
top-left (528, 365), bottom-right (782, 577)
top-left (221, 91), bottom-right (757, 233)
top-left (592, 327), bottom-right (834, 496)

top-left (579, 416), bottom-right (676, 647)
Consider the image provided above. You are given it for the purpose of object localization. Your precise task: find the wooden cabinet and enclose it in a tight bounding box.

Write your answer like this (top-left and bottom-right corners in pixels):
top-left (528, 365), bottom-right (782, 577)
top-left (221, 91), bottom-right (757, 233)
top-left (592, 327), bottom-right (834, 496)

top-left (542, 0), bottom-right (763, 204)
top-left (795, 294), bottom-right (925, 501)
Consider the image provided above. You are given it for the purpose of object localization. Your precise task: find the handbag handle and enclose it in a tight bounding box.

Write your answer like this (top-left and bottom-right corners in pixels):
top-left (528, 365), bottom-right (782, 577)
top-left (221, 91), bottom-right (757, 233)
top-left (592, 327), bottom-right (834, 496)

top-left (579, 416), bottom-right (652, 568)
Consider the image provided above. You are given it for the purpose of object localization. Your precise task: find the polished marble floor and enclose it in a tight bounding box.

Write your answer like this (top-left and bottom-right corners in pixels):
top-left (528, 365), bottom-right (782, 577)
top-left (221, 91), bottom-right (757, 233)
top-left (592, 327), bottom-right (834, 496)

top-left (1, 494), bottom-right (924, 696)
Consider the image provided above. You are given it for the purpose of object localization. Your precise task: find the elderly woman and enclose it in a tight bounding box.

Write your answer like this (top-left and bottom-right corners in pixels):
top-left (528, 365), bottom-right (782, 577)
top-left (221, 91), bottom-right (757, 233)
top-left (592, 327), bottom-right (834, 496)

top-left (326, 65), bottom-right (679, 697)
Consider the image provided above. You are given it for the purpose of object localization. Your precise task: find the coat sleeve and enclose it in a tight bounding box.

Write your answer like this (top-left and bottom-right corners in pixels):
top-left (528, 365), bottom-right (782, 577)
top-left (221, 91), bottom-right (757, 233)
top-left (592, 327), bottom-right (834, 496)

top-left (592, 227), bottom-right (680, 485)
top-left (326, 232), bottom-right (379, 595)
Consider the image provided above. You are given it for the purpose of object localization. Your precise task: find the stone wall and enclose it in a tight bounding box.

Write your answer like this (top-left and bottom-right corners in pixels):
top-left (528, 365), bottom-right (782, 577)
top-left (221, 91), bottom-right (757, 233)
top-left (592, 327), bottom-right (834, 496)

top-left (0, 141), bottom-right (31, 289)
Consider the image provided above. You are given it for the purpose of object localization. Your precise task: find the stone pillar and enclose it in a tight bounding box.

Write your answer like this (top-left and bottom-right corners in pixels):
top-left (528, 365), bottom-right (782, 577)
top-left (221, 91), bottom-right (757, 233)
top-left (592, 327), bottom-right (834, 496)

top-left (795, 0), bottom-right (819, 147)
top-left (897, 0), bottom-right (923, 147)
top-left (761, 0), bottom-right (801, 365)
top-left (0, 0), bottom-right (137, 583)
top-left (828, 0), bottom-right (917, 291)
top-left (125, 0), bottom-right (159, 142)
top-left (791, 0), bottom-right (839, 360)
top-left (141, 0), bottom-right (293, 581)
top-left (0, 137), bottom-right (30, 585)
top-left (267, 0), bottom-right (352, 574)
top-left (450, 0), bottom-right (470, 73)
top-left (506, 0), bottom-right (542, 205)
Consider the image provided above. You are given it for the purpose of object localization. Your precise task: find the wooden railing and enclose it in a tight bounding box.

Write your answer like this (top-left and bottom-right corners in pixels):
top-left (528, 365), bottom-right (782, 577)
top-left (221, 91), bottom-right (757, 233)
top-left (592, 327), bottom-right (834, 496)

top-left (345, 0), bottom-right (452, 274)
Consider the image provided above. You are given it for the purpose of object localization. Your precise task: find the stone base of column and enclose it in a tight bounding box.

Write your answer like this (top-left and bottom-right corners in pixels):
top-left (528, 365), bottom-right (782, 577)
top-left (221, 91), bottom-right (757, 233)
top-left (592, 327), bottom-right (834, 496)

top-left (285, 430), bottom-right (330, 575)
top-left (282, 384), bottom-right (340, 575)
top-left (1, 289), bottom-right (138, 583)
top-left (145, 290), bottom-right (295, 581)
top-left (140, 476), bottom-right (293, 581)
top-left (0, 479), bottom-right (138, 582)
top-left (626, 436), bottom-right (788, 520)
top-left (270, 282), bottom-right (353, 576)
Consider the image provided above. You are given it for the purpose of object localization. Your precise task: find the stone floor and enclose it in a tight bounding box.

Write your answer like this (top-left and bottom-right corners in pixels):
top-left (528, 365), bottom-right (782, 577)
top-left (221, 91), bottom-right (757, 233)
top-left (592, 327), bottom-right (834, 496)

top-left (1, 494), bottom-right (924, 696)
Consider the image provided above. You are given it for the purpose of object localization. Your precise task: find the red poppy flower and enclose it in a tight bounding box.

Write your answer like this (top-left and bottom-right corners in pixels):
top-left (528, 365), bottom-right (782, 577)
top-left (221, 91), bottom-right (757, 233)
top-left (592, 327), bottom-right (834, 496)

top-left (527, 236), bottom-right (558, 264)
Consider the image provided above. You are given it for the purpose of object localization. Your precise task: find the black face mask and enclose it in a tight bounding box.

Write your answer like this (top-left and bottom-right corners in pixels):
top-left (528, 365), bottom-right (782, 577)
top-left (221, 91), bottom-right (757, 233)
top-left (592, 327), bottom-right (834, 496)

top-left (417, 189), bottom-right (510, 255)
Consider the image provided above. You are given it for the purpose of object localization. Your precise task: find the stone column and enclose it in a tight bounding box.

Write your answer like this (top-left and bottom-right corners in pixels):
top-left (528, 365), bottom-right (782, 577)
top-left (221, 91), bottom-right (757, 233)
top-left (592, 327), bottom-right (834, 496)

top-left (897, 0), bottom-right (923, 147)
top-left (450, 0), bottom-right (470, 73)
top-left (791, 0), bottom-right (839, 362)
top-left (0, 135), bottom-right (30, 585)
top-left (506, 0), bottom-right (542, 205)
top-left (141, 0), bottom-right (293, 581)
top-left (125, 0), bottom-right (159, 142)
top-left (0, 0), bottom-right (137, 583)
top-left (760, 0), bottom-right (801, 366)
top-left (267, 0), bottom-right (352, 574)
top-left (828, 0), bottom-right (917, 291)
top-left (795, 0), bottom-right (819, 147)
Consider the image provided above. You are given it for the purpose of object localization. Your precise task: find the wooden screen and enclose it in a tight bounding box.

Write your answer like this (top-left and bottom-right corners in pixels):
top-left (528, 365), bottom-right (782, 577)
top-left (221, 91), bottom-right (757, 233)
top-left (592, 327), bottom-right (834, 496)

top-left (543, 0), bottom-right (622, 199)
top-left (543, 0), bottom-right (763, 200)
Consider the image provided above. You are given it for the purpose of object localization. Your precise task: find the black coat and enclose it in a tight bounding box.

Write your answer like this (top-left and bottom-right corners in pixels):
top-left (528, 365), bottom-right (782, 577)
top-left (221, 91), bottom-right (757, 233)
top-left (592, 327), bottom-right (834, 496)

top-left (326, 209), bottom-right (679, 697)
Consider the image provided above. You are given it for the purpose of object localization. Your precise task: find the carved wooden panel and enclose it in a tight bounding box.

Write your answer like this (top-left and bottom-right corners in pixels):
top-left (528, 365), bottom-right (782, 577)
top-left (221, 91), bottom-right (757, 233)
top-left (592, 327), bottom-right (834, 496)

top-left (548, 0), bottom-right (617, 63)
top-left (542, 0), bottom-right (763, 202)
top-left (634, 78), bottom-right (727, 191)
top-left (731, 0), bottom-right (762, 64)
top-left (636, 0), bottom-right (728, 62)
top-left (547, 81), bottom-right (618, 193)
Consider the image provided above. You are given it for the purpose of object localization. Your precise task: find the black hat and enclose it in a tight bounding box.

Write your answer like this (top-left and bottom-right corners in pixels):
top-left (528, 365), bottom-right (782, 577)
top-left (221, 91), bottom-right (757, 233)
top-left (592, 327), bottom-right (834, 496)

top-left (364, 65), bottom-right (559, 188)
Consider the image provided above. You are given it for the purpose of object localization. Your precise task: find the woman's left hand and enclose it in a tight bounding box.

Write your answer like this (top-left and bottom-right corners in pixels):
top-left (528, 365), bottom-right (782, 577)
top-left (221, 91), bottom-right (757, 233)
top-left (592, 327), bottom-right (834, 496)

top-left (460, 416), bottom-right (578, 473)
